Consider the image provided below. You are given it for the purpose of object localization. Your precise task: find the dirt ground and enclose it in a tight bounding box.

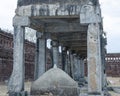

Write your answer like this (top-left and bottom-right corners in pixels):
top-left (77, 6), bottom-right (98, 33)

top-left (107, 77), bottom-right (120, 87)
top-left (0, 77), bottom-right (120, 96)
top-left (0, 81), bottom-right (31, 96)
top-left (107, 77), bottom-right (120, 96)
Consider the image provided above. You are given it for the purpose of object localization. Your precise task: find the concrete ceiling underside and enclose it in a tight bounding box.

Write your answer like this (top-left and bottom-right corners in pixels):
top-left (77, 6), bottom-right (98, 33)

top-left (30, 16), bottom-right (88, 57)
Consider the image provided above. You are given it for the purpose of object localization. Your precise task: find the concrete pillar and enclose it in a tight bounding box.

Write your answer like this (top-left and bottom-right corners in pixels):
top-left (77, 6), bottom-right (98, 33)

top-left (70, 52), bottom-right (74, 78)
top-left (66, 51), bottom-right (71, 76)
top-left (65, 53), bottom-right (68, 73)
top-left (62, 49), bottom-right (71, 75)
top-left (61, 47), bottom-right (67, 71)
top-left (34, 32), bottom-right (46, 80)
top-left (80, 59), bottom-right (85, 79)
top-left (51, 40), bottom-right (59, 67)
top-left (72, 54), bottom-right (77, 80)
top-left (87, 23), bottom-right (102, 95)
top-left (79, 58), bottom-right (86, 85)
top-left (74, 56), bottom-right (80, 81)
top-left (8, 26), bottom-right (25, 95)
top-left (78, 58), bottom-right (81, 81)
top-left (101, 34), bottom-right (107, 90)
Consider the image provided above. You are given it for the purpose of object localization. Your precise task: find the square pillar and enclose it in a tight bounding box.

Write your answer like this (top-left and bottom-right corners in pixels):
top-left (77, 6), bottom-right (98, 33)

top-left (79, 59), bottom-right (85, 83)
top-left (70, 52), bottom-right (74, 78)
top-left (87, 23), bottom-right (102, 95)
top-left (101, 34), bottom-right (107, 90)
top-left (34, 32), bottom-right (46, 80)
top-left (51, 40), bottom-right (59, 67)
top-left (66, 51), bottom-right (72, 76)
top-left (73, 56), bottom-right (80, 81)
top-left (61, 47), bottom-right (67, 71)
top-left (8, 16), bottom-right (30, 96)
top-left (8, 26), bottom-right (25, 95)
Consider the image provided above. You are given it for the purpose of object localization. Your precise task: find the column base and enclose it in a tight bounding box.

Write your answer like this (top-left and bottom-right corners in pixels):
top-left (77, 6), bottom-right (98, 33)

top-left (78, 78), bottom-right (87, 87)
top-left (9, 91), bottom-right (28, 96)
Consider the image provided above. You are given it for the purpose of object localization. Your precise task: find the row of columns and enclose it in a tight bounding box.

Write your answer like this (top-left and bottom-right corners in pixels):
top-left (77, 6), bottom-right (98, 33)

top-left (34, 36), bottom-right (86, 82)
top-left (61, 47), bottom-right (85, 79)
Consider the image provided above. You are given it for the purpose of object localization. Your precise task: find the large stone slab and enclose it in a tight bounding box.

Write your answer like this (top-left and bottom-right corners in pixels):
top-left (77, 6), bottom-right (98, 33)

top-left (31, 67), bottom-right (79, 96)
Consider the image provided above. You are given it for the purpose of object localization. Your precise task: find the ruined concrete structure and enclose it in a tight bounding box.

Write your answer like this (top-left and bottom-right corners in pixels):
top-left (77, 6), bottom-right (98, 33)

top-left (6, 0), bottom-right (109, 96)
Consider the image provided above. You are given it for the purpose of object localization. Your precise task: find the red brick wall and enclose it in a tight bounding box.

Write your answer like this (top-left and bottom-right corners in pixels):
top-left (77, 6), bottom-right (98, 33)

top-left (0, 30), bottom-right (13, 81)
top-left (106, 53), bottom-right (120, 77)
top-left (0, 29), bottom-right (36, 81)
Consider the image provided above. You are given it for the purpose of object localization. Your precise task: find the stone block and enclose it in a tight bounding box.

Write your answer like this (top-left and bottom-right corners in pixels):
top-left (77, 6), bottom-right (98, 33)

top-left (13, 16), bottom-right (30, 26)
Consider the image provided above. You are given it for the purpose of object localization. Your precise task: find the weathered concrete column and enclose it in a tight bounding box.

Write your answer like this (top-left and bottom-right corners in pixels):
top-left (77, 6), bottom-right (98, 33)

top-left (73, 55), bottom-right (80, 81)
top-left (51, 40), bottom-right (59, 67)
top-left (8, 16), bottom-right (30, 96)
top-left (79, 58), bottom-right (86, 85)
top-left (34, 32), bottom-right (46, 80)
top-left (65, 52), bottom-right (68, 74)
top-left (77, 58), bottom-right (81, 81)
top-left (79, 59), bottom-right (85, 79)
top-left (70, 51), bottom-right (74, 78)
top-left (61, 47), bottom-right (67, 71)
top-left (101, 33), bottom-right (107, 90)
top-left (72, 55), bottom-right (76, 80)
top-left (66, 51), bottom-right (71, 76)
top-left (87, 23), bottom-right (102, 95)
top-left (8, 26), bottom-right (25, 95)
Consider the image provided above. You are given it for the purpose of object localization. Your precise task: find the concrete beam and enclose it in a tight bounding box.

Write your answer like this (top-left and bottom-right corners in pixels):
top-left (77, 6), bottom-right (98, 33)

top-left (16, 3), bottom-right (82, 16)
top-left (61, 41), bottom-right (87, 47)
top-left (46, 23), bottom-right (87, 33)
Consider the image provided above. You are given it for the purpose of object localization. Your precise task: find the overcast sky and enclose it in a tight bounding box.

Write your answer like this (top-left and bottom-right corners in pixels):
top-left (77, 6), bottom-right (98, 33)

top-left (0, 0), bottom-right (120, 53)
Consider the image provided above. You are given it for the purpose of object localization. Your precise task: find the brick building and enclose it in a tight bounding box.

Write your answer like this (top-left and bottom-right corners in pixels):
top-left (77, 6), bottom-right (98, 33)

top-left (0, 29), bottom-right (36, 81)
top-left (106, 53), bottom-right (120, 77)
top-left (0, 29), bottom-right (120, 81)
top-left (0, 30), bottom-right (13, 81)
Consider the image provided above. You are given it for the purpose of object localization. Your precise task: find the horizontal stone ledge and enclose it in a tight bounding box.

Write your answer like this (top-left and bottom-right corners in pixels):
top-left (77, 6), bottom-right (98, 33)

top-left (16, 3), bottom-right (82, 17)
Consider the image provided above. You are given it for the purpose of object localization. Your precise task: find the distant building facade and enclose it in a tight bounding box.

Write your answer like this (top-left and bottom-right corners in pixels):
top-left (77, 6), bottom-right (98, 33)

top-left (106, 53), bottom-right (120, 77)
top-left (0, 29), bottom-right (36, 81)
top-left (0, 29), bottom-right (120, 81)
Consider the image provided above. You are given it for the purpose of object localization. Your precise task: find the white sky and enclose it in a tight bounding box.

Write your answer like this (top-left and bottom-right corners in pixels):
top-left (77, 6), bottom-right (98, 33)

top-left (0, 0), bottom-right (120, 53)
